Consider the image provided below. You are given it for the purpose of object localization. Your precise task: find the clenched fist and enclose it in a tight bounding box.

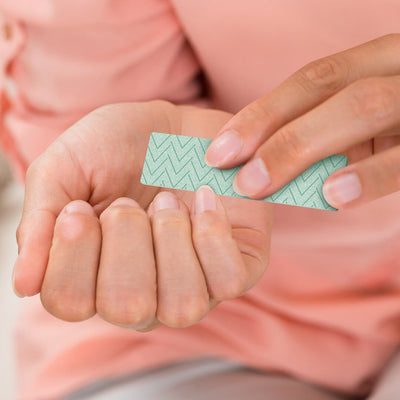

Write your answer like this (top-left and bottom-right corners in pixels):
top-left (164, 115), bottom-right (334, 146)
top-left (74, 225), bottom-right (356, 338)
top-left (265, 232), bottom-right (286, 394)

top-left (13, 101), bottom-right (273, 331)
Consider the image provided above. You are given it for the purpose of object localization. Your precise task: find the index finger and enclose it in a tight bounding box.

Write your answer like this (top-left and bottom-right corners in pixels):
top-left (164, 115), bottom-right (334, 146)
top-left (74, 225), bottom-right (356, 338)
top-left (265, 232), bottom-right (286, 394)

top-left (13, 145), bottom-right (89, 297)
top-left (205, 34), bottom-right (400, 168)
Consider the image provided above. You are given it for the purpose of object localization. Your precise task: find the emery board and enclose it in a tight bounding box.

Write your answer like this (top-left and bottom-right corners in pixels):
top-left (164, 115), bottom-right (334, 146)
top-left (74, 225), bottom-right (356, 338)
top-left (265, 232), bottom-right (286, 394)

top-left (140, 132), bottom-right (348, 211)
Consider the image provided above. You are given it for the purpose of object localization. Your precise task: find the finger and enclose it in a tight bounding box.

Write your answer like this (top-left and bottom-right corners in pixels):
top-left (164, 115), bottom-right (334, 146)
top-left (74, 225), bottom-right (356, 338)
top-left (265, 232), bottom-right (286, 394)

top-left (322, 144), bottom-right (400, 209)
top-left (190, 186), bottom-right (256, 300)
top-left (341, 135), bottom-right (400, 165)
top-left (40, 201), bottom-right (101, 322)
top-left (96, 197), bottom-right (158, 330)
top-left (205, 34), bottom-right (400, 168)
top-left (373, 135), bottom-right (400, 153)
top-left (148, 191), bottom-right (209, 328)
top-left (136, 296), bottom-right (222, 333)
top-left (232, 75), bottom-right (400, 199)
top-left (377, 128), bottom-right (400, 137)
top-left (13, 145), bottom-right (90, 297)
top-left (343, 141), bottom-right (373, 164)
top-left (135, 319), bottom-right (162, 333)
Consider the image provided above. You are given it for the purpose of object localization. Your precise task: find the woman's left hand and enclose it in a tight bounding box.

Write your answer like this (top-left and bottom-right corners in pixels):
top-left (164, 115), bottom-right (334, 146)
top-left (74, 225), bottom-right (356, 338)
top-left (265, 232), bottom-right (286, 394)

top-left (205, 34), bottom-right (400, 210)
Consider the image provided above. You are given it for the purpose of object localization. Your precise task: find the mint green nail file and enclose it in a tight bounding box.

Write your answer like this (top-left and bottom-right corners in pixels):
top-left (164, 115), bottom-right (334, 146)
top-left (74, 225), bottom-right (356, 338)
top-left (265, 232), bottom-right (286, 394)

top-left (140, 132), bottom-right (348, 211)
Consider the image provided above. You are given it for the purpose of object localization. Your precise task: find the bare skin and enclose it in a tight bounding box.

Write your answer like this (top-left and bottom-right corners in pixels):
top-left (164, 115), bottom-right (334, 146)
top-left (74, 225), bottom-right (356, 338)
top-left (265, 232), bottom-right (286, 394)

top-left (205, 34), bottom-right (400, 210)
top-left (12, 101), bottom-right (273, 331)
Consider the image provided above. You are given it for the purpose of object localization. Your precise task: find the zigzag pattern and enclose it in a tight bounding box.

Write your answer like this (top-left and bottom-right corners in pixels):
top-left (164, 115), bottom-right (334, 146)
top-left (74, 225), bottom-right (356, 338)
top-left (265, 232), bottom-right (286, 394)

top-left (140, 132), bottom-right (348, 211)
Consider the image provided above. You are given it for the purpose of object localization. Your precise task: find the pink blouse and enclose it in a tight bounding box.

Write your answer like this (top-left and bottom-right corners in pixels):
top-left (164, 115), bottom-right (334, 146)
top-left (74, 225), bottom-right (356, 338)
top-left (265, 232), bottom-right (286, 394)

top-left (1, 1), bottom-right (400, 399)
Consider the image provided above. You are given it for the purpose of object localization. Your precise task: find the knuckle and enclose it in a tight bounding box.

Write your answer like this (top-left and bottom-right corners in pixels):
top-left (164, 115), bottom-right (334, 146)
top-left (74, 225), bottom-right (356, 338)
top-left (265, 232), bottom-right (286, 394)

top-left (274, 125), bottom-right (309, 160)
top-left (153, 212), bottom-right (187, 232)
top-left (243, 99), bottom-right (280, 126)
top-left (157, 296), bottom-right (209, 328)
top-left (193, 213), bottom-right (229, 242)
top-left (25, 160), bottom-right (40, 183)
top-left (97, 292), bottom-right (156, 327)
top-left (212, 274), bottom-right (248, 301)
top-left (298, 57), bottom-right (346, 94)
top-left (41, 287), bottom-right (95, 322)
top-left (349, 78), bottom-right (397, 121)
top-left (26, 155), bottom-right (53, 184)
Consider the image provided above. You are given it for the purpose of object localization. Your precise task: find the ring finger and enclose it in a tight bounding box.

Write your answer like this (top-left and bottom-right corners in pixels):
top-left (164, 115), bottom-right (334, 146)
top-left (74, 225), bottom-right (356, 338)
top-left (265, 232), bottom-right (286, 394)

top-left (148, 191), bottom-right (209, 328)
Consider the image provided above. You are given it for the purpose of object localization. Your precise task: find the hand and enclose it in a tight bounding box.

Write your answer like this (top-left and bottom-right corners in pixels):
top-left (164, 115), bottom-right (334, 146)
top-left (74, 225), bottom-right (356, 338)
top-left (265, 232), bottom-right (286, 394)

top-left (12, 101), bottom-right (272, 331)
top-left (205, 34), bottom-right (400, 210)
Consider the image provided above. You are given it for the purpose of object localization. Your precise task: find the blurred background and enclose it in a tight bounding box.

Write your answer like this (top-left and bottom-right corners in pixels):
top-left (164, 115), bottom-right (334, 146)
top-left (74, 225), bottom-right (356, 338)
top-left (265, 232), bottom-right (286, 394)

top-left (0, 150), bottom-right (26, 398)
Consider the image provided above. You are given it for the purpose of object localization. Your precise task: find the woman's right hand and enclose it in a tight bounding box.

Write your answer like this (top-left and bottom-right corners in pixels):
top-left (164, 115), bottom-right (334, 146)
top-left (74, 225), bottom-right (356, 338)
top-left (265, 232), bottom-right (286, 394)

top-left (12, 101), bottom-right (273, 331)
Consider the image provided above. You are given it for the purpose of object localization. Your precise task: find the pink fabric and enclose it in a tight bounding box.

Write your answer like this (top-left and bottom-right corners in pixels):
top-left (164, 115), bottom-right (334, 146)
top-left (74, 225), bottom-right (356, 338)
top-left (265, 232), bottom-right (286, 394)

top-left (1, 1), bottom-right (400, 399)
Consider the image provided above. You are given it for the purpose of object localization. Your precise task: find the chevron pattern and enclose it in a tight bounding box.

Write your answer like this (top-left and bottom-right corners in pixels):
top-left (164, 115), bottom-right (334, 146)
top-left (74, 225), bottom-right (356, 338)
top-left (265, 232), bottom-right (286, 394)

top-left (140, 132), bottom-right (348, 211)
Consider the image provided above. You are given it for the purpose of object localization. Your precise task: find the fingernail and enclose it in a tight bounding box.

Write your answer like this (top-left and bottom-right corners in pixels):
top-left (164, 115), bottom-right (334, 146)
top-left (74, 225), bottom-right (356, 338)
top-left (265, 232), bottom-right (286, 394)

top-left (153, 192), bottom-right (179, 211)
top-left (195, 185), bottom-right (216, 214)
top-left (205, 130), bottom-right (243, 167)
top-left (233, 158), bottom-right (271, 197)
top-left (63, 200), bottom-right (96, 216)
top-left (110, 197), bottom-right (140, 208)
top-left (323, 172), bottom-right (362, 207)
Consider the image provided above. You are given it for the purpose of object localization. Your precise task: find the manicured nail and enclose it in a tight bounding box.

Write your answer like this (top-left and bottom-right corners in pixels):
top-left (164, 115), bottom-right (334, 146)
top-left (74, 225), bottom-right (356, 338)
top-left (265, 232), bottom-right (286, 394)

top-left (323, 172), bottom-right (362, 207)
top-left (195, 185), bottom-right (216, 214)
top-left (205, 130), bottom-right (243, 167)
top-left (110, 197), bottom-right (140, 208)
top-left (233, 158), bottom-right (271, 197)
top-left (64, 200), bottom-right (96, 216)
top-left (153, 192), bottom-right (179, 211)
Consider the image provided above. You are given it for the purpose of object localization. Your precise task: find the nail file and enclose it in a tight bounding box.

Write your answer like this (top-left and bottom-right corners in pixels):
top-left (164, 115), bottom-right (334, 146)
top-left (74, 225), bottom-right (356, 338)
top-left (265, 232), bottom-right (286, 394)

top-left (140, 132), bottom-right (348, 211)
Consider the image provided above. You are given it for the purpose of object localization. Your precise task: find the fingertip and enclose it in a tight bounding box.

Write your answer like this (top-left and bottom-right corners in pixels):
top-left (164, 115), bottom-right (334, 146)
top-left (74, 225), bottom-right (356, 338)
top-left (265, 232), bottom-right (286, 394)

top-left (232, 177), bottom-right (247, 197)
top-left (12, 254), bottom-right (42, 297)
top-left (12, 264), bottom-right (25, 298)
top-left (148, 191), bottom-right (188, 217)
top-left (205, 130), bottom-right (243, 168)
top-left (61, 200), bottom-right (96, 217)
top-left (322, 181), bottom-right (338, 209)
top-left (193, 185), bottom-right (217, 215)
top-left (204, 154), bottom-right (216, 168)
top-left (109, 197), bottom-right (141, 209)
top-left (232, 158), bottom-right (271, 199)
top-left (323, 172), bottom-right (362, 209)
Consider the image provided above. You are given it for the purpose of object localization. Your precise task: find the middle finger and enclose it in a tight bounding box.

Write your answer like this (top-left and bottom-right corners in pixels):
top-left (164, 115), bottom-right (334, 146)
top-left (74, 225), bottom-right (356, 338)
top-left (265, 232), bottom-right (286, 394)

top-left (233, 75), bottom-right (400, 199)
top-left (97, 198), bottom-right (157, 329)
